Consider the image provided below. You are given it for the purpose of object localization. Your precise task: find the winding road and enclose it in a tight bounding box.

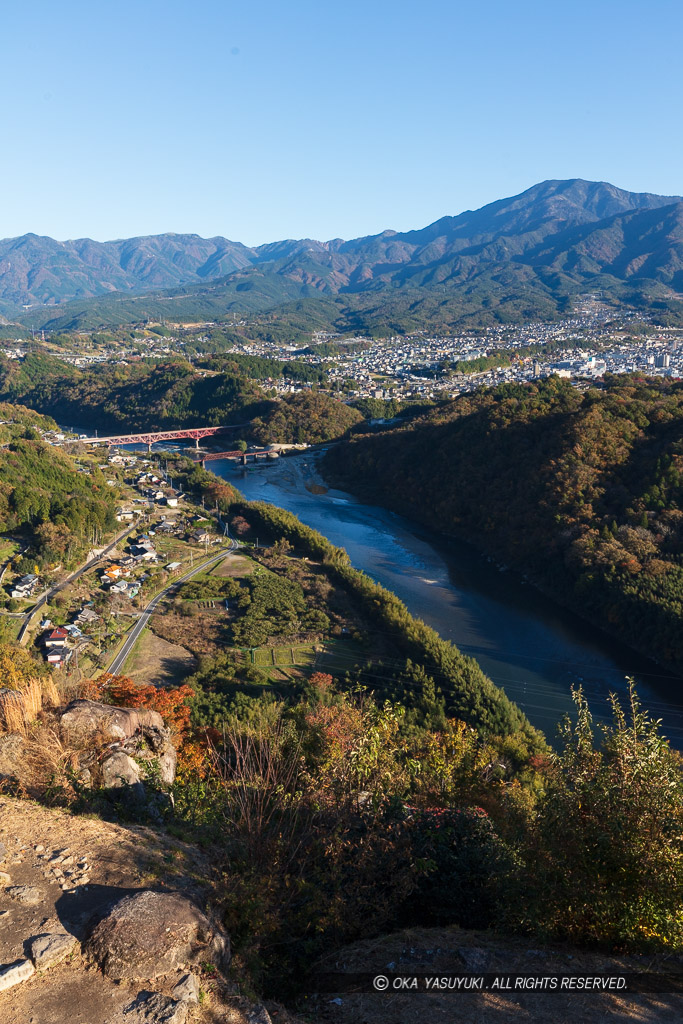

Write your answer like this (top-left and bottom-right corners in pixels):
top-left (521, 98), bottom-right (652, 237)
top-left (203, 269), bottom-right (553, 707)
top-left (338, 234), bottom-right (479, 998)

top-left (17, 524), bottom-right (135, 645)
top-left (107, 539), bottom-right (238, 675)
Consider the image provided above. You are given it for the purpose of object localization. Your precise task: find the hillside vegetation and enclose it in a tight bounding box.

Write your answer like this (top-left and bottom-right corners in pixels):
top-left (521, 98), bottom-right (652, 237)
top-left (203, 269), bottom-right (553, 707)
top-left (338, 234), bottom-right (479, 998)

top-left (324, 375), bottom-right (683, 673)
top-left (0, 404), bottom-right (116, 567)
top-left (0, 353), bottom-right (361, 440)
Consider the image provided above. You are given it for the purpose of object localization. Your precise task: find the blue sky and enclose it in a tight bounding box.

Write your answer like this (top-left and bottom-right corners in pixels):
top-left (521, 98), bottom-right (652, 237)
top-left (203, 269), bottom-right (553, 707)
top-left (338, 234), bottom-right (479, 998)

top-left (2, 0), bottom-right (682, 244)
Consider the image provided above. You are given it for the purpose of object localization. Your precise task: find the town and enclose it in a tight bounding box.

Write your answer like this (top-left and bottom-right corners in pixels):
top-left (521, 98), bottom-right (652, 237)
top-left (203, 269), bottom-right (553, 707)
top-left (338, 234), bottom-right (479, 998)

top-left (4, 300), bottom-right (682, 410)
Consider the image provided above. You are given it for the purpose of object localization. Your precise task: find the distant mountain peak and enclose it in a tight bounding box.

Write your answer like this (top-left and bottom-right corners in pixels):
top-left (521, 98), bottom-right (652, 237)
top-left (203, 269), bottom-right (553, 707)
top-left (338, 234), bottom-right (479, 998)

top-left (3, 179), bottom-right (683, 324)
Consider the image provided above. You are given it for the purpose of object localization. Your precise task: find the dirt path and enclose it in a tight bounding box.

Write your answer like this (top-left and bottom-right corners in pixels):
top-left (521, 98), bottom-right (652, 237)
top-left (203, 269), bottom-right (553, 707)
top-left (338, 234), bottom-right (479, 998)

top-left (0, 797), bottom-right (298, 1024)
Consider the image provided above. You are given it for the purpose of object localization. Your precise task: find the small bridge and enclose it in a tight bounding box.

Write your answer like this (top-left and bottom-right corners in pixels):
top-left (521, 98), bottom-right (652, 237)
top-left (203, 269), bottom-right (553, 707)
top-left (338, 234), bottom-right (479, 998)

top-left (61, 425), bottom-right (247, 451)
top-left (195, 449), bottom-right (274, 466)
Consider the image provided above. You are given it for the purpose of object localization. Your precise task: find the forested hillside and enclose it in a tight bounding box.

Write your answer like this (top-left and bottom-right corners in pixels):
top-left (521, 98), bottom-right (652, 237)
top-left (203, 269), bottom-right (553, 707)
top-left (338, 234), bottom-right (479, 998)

top-left (0, 353), bottom-right (361, 440)
top-left (0, 404), bottom-right (116, 565)
top-left (324, 375), bottom-right (683, 672)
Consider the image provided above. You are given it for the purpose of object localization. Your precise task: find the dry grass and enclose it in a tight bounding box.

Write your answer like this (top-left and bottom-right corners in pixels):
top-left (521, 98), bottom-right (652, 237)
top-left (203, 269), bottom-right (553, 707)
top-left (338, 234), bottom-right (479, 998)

top-left (40, 675), bottom-right (61, 708)
top-left (20, 723), bottom-right (90, 798)
top-left (0, 678), bottom-right (44, 735)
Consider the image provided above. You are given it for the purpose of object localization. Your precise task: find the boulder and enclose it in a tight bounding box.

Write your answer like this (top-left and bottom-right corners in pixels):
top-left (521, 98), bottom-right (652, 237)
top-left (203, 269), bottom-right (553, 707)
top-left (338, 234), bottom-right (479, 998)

top-left (136, 745), bottom-right (177, 788)
top-left (0, 958), bottom-right (35, 993)
top-left (171, 972), bottom-right (199, 1003)
top-left (60, 700), bottom-right (165, 743)
top-left (28, 931), bottom-right (78, 969)
top-left (121, 992), bottom-right (188, 1023)
top-left (86, 890), bottom-right (229, 981)
top-left (101, 752), bottom-right (145, 802)
top-left (60, 700), bottom-right (177, 790)
top-left (159, 747), bottom-right (177, 787)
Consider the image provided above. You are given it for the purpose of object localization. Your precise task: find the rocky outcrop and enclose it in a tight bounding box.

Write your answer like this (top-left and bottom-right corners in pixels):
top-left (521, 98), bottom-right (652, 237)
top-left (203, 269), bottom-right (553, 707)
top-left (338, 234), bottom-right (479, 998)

top-left (58, 699), bottom-right (177, 800)
top-left (60, 700), bottom-right (165, 743)
top-left (5, 885), bottom-right (43, 905)
top-left (86, 890), bottom-right (229, 981)
top-left (101, 752), bottom-right (145, 803)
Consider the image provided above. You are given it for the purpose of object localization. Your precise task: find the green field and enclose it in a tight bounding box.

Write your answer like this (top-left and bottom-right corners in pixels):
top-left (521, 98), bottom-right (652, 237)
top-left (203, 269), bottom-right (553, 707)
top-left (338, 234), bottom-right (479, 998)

top-left (250, 638), bottom-right (362, 673)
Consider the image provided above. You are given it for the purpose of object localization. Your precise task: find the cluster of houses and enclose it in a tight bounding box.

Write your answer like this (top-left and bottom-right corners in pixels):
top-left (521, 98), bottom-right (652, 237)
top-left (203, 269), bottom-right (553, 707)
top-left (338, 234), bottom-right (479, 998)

top-left (40, 605), bottom-right (101, 668)
top-left (99, 534), bottom-right (158, 598)
top-left (107, 453), bottom-right (138, 468)
top-left (10, 574), bottom-right (41, 600)
top-left (136, 472), bottom-right (179, 508)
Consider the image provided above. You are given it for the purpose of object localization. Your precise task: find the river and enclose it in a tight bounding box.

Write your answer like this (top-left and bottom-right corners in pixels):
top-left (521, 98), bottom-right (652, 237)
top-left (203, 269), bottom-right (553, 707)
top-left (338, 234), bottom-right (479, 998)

top-left (203, 450), bottom-right (683, 747)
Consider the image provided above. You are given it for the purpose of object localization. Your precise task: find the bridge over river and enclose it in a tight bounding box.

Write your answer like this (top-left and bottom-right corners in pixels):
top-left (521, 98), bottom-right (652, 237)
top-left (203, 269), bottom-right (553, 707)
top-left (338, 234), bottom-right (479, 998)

top-left (60, 424), bottom-right (248, 451)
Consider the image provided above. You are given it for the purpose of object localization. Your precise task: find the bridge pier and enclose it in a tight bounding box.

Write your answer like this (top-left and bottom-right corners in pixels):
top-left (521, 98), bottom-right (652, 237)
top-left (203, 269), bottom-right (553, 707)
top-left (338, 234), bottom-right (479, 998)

top-left (241, 453), bottom-right (247, 465)
top-left (195, 437), bottom-right (199, 448)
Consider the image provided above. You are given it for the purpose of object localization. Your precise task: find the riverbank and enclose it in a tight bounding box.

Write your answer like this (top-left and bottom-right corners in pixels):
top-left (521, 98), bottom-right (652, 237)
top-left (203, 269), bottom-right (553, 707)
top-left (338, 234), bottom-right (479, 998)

top-left (205, 451), bottom-right (683, 747)
top-left (320, 438), bottom-right (683, 686)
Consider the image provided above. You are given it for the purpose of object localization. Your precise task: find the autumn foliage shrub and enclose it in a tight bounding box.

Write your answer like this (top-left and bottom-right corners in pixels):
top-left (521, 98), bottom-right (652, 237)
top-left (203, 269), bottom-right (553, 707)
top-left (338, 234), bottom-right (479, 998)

top-left (81, 674), bottom-right (192, 742)
top-left (509, 683), bottom-right (683, 951)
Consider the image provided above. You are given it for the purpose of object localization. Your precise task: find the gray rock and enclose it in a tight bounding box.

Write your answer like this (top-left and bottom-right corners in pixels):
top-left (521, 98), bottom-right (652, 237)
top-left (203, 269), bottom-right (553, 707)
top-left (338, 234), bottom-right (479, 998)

top-left (29, 931), bottom-right (78, 969)
top-left (101, 752), bottom-right (145, 802)
top-left (0, 870), bottom-right (10, 885)
top-left (139, 724), bottom-right (170, 754)
top-left (246, 1007), bottom-right (273, 1024)
top-left (86, 890), bottom-right (229, 981)
top-left (135, 747), bottom-right (176, 789)
top-left (158, 747), bottom-right (177, 786)
top-left (171, 972), bottom-right (199, 1003)
top-left (6, 885), bottom-right (44, 905)
top-left (0, 841), bottom-right (6, 863)
top-left (0, 959), bottom-right (35, 992)
top-left (60, 699), bottom-right (165, 743)
top-left (122, 992), bottom-right (188, 1023)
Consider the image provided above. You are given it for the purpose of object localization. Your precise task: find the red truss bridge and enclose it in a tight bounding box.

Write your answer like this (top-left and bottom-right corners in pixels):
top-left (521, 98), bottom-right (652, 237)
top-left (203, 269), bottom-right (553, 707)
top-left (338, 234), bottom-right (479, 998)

top-left (62, 425), bottom-right (247, 449)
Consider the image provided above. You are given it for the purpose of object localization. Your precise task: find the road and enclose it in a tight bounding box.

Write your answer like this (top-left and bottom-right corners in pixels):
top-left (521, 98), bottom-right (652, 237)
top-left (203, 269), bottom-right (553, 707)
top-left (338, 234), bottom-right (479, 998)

top-left (107, 540), bottom-right (237, 675)
top-left (17, 524), bottom-right (135, 645)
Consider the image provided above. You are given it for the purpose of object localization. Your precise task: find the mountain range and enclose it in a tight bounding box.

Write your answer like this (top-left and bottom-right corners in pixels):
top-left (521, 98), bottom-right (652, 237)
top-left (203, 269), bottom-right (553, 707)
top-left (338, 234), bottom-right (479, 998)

top-left (5, 178), bottom-right (683, 333)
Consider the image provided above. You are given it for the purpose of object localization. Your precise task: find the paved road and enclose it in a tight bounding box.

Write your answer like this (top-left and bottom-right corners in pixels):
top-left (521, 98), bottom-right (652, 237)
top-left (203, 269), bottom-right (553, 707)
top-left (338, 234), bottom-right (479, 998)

top-left (107, 541), bottom-right (237, 675)
top-left (17, 524), bottom-right (135, 645)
